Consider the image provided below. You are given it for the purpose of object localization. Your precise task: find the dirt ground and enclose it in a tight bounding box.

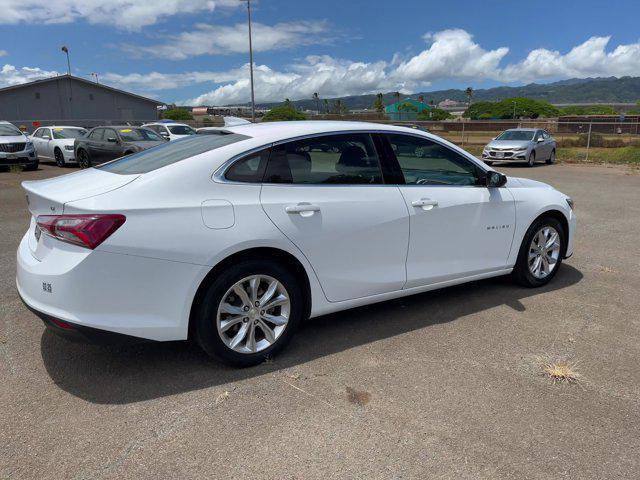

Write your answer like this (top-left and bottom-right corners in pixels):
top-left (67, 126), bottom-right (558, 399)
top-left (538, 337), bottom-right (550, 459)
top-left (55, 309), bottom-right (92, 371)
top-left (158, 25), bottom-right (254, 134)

top-left (1, 162), bottom-right (639, 479)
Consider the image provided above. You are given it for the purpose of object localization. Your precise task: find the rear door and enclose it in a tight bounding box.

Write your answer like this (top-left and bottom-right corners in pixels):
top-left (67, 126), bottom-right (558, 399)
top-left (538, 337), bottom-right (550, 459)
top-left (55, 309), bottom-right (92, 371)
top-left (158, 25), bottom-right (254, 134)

top-left (260, 132), bottom-right (409, 302)
top-left (86, 128), bottom-right (105, 162)
top-left (384, 133), bottom-right (515, 288)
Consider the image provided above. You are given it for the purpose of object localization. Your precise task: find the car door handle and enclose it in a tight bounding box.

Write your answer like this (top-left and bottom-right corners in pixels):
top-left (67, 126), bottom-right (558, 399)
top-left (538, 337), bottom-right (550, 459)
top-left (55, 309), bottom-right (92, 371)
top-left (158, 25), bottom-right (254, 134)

top-left (411, 198), bottom-right (438, 210)
top-left (285, 203), bottom-right (321, 215)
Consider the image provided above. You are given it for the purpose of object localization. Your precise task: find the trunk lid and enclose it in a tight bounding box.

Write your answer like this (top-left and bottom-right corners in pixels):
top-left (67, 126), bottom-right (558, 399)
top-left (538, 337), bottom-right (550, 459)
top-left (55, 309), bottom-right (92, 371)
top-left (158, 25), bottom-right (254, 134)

top-left (22, 169), bottom-right (138, 260)
top-left (22, 168), bottom-right (139, 216)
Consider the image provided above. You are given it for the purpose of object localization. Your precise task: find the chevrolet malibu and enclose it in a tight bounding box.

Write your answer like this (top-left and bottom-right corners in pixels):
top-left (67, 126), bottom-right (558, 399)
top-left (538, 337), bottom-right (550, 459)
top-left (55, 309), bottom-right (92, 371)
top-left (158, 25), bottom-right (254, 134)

top-left (482, 128), bottom-right (556, 167)
top-left (17, 121), bottom-right (575, 366)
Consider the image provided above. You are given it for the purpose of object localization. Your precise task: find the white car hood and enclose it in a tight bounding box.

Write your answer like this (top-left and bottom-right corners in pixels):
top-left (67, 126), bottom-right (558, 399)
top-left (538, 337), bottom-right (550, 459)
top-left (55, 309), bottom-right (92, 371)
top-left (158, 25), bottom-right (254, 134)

top-left (505, 176), bottom-right (554, 189)
top-left (1, 134), bottom-right (28, 143)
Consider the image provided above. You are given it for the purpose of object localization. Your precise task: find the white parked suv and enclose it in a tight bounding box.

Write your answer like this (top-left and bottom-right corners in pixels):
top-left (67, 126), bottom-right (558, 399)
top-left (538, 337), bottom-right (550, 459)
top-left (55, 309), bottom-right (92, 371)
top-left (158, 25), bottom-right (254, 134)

top-left (17, 121), bottom-right (575, 366)
top-left (31, 126), bottom-right (87, 167)
top-left (142, 121), bottom-right (196, 141)
top-left (0, 121), bottom-right (38, 170)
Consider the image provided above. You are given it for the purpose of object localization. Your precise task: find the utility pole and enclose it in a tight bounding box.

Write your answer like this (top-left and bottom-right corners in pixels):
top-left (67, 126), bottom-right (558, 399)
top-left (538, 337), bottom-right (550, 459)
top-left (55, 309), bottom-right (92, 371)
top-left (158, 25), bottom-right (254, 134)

top-left (242, 0), bottom-right (256, 122)
top-left (61, 46), bottom-right (71, 75)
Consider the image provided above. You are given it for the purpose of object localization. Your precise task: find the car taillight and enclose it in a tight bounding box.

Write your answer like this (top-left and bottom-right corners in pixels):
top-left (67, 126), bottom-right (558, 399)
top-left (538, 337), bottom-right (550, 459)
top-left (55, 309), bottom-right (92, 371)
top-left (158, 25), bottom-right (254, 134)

top-left (36, 214), bottom-right (126, 249)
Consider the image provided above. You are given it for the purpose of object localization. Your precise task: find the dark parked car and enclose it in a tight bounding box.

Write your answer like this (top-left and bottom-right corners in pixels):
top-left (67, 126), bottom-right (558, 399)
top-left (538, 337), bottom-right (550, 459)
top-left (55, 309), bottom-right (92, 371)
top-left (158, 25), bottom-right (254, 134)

top-left (74, 126), bottom-right (167, 168)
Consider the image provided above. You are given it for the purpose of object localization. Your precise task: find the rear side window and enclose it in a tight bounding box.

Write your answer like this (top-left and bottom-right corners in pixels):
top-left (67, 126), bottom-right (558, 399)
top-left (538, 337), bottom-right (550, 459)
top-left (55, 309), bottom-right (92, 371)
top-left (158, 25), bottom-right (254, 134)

top-left (97, 133), bottom-right (251, 174)
top-left (264, 133), bottom-right (383, 184)
top-left (88, 128), bottom-right (104, 140)
top-left (225, 148), bottom-right (270, 183)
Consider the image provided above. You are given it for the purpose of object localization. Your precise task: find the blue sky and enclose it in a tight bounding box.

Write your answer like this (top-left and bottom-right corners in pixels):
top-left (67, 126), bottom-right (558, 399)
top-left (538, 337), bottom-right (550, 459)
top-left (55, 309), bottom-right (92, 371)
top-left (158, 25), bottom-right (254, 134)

top-left (1, 0), bottom-right (639, 105)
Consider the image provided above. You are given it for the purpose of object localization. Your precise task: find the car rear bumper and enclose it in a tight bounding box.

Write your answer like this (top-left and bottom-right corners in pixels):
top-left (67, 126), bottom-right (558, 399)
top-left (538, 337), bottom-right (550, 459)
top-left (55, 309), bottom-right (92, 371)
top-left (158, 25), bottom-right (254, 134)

top-left (16, 231), bottom-right (208, 342)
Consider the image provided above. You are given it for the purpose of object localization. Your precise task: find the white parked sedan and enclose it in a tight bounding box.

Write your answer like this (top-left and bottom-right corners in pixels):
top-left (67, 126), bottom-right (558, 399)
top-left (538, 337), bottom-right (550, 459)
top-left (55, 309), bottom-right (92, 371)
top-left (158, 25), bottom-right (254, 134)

top-left (16, 121), bottom-right (575, 366)
top-left (31, 126), bottom-right (87, 167)
top-left (142, 121), bottom-right (196, 141)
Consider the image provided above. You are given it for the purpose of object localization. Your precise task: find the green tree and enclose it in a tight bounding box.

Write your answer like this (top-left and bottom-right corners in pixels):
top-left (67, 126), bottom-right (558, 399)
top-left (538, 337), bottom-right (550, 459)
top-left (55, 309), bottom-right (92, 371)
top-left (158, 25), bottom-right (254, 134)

top-left (397, 102), bottom-right (418, 112)
top-left (417, 108), bottom-right (452, 121)
top-left (373, 93), bottom-right (385, 113)
top-left (333, 99), bottom-right (347, 114)
top-left (162, 108), bottom-right (193, 121)
top-left (323, 98), bottom-right (329, 114)
top-left (465, 87), bottom-right (474, 106)
top-left (262, 105), bottom-right (306, 122)
top-left (559, 105), bottom-right (618, 115)
top-left (313, 92), bottom-right (320, 113)
top-left (463, 98), bottom-right (560, 119)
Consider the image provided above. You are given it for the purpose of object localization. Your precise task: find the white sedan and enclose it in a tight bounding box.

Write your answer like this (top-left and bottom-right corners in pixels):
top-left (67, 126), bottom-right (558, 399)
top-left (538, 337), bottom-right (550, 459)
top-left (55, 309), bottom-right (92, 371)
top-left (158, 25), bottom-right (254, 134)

top-left (16, 121), bottom-right (575, 366)
top-left (30, 126), bottom-right (87, 167)
top-left (142, 121), bottom-right (196, 141)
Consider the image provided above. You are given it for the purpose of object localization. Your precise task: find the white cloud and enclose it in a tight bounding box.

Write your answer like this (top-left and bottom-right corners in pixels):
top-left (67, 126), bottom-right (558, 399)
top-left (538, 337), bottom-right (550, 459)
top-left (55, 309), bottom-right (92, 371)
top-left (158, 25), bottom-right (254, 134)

top-left (101, 68), bottom-right (246, 91)
top-left (0, 64), bottom-right (59, 87)
top-left (121, 21), bottom-right (331, 60)
top-left (501, 36), bottom-right (640, 82)
top-left (0, 0), bottom-right (239, 30)
top-left (0, 50), bottom-right (7, 57)
top-left (393, 29), bottom-right (509, 82)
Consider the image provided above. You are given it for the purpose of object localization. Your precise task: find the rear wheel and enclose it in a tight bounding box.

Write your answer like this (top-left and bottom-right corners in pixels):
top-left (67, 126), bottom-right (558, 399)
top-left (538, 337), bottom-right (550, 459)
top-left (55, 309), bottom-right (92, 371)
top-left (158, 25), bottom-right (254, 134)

top-left (77, 149), bottom-right (91, 169)
top-left (54, 148), bottom-right (65, 167)
top-left (546, 149), bottom-right (556, 165)
top-left (23, 160), bottom-right (39, 171)
top-left (527, 151), bottom-right (536, 167)
top-left (193, 259), bottom-right (303, 366)
top-left (512, 216), bottom-right (565, 287)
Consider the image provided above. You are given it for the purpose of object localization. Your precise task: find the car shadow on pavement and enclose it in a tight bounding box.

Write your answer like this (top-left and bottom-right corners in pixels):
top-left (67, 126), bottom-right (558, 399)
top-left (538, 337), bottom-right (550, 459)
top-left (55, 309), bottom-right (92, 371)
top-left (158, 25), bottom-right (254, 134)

top-left (40, 265), bottom-right (583, 404)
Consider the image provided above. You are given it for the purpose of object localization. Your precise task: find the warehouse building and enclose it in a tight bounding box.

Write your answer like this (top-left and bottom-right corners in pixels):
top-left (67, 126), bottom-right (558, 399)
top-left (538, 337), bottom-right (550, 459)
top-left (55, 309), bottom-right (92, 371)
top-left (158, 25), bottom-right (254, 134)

top-left (0, 74), bottom-right (164, 130)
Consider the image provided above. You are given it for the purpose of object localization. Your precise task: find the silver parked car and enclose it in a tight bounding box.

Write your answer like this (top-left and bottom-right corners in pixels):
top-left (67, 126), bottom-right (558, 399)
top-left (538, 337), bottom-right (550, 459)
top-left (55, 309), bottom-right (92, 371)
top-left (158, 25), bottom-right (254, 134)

top-left (482, 128), bottom-right (556, 167)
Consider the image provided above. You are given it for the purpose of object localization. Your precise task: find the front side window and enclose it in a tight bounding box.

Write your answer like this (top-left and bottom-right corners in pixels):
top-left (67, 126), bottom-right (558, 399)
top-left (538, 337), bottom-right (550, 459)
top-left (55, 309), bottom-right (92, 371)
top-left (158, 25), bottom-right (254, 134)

top-left (97, 133), bottom-right (250, 174)
top-left (386, 134), bottom-right (481, 186)
top-left (264, 133), bottom-right (383, 184)
top-left (33, 128), bottom-right (43, 138)
top-left (88, 128), bottom-right (104, 140)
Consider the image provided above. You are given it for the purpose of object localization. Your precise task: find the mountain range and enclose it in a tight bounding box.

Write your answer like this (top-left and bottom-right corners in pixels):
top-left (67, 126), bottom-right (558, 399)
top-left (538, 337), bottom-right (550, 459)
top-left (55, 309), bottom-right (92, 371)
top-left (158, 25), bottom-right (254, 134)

top-left (255, 77), bottom-right (640, 110)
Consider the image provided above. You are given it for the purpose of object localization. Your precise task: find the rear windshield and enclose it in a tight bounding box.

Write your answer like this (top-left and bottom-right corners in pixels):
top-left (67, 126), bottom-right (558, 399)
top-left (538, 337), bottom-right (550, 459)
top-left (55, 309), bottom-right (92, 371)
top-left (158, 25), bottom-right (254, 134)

top-left (496, 130), bottom-right (535, 141)
top-left (168, 125), bottom-right (196, 135)
top-left (97, 133), bottom-right (250, 174)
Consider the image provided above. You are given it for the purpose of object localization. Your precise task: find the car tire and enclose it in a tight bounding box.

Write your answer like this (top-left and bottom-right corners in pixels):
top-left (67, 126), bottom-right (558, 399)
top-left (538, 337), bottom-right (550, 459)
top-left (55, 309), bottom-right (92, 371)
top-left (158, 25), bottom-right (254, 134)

top-left (546, 149), bottom-right (556, 165)
top-left (23, 160), bottom-right (39, 171)
top-left (527, 151), bottom-right (536, 167)
top-left (54, 148), bottom-right (65, 167)
top-left (193, 259), bottom-right (304, 367)
top-left (512, 215), bottom-right (565, 288)
top-left (77, 149), bottom-right (92, 169)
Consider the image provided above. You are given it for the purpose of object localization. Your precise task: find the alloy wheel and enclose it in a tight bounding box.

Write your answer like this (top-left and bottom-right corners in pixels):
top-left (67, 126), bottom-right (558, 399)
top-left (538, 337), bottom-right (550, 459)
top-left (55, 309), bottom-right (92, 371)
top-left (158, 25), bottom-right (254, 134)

top-left (54, 149), bottom-right (65, 167)
top-left (528, 226), bottom-right (561, 279)
top-left (216, 275), bottom-right (290, 354)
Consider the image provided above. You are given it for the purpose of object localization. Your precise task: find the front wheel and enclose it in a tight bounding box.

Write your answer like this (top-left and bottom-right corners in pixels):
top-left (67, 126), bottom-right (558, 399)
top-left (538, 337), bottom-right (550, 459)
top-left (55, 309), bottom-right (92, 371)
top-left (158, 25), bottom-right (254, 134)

top-left (54, 148), bottom-right (65, 167)
top-left (512, 216), bottom-right (565, 287)
top-left (546, 149), bottom-right (556, 165)
top-left (77, 149), bottom-right (92, 169)
top-left (193, 259), bottom-right (304, 366)
top-left (527, 151), bottom-right (536, 167)
top-left (484, 160), bottom-right (493, 166)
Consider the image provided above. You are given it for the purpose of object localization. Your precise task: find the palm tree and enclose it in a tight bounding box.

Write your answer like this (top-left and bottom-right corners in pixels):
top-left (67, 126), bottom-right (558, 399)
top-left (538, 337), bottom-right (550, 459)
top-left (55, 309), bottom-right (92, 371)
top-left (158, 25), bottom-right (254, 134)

top-left (373, 93), bottom-right (385, 113)
top-left (465, 87), bottom-right (474, 107)
top-left (312, 92), bottom-right (320, 114)
top-left (394, 91), bottom-right (401, 120)
top-left (323, 98), bottom-right (329, 114)
top-left (418, 95), bottom-right (424, 104)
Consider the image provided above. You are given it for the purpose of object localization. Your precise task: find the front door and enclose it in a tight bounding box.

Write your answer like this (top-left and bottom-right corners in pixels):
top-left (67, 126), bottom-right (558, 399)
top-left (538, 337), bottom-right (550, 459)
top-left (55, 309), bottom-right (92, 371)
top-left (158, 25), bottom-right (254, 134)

top-left (384, 133), bottom-right (516, 288)
top-left (260, 133), bottom-right (409, 302)
top-left (86, 128), bottom-right (105, 163)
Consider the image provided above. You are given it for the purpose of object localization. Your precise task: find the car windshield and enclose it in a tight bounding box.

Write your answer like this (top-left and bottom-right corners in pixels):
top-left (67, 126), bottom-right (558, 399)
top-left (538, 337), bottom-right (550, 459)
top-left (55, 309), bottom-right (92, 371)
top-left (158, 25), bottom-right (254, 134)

top-left (97, 133), bottom-right (251, 174)
top-left (118, 128), bottom-right (163, 142)
top-left (52, 128), bottom-right (87, 139)
top-left (0, 124), bottom-right (21, 136)
top-left (168, 125), bottom-right (196, 135)
top-left (496, 130), bottom-right (535, 141)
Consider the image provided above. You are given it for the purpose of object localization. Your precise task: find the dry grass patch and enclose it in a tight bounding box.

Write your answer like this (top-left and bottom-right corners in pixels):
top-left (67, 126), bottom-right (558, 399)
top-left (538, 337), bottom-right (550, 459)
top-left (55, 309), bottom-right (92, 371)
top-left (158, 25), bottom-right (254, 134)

top-left (346, 387), bottom-right (371, 406)
top-left (540, 359), bottom-right (582, 385)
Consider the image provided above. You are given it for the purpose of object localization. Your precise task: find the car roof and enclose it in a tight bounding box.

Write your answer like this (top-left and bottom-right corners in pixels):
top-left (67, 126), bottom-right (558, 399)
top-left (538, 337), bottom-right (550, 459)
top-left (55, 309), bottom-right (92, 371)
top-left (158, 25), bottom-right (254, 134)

top-left (143, 122), bottom-right (188, 126)
top-left (505, 128), bottom-right (538, 132)
top-left (225, 120), bottom-right (428, 143)
top-left (38, 125), bottom-right (85, 129)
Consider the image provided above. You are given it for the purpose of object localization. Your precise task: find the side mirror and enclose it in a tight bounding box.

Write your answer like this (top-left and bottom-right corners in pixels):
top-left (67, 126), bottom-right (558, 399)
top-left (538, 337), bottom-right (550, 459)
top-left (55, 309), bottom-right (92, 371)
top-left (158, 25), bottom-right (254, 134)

top-left (107, 137), bottom-right (118, 143)
top-left (42, 135), bottom-right (51, 140)
top-left (537, 137), bottom-right (544, 143)
top-left (160, 132), bottom-right (170, 139)
top-left (486, 171), bottom-right (507, 188)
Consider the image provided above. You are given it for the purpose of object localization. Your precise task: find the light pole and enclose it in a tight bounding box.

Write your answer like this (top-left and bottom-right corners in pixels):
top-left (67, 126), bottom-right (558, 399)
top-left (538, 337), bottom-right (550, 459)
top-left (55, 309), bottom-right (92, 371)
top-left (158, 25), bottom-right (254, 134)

top-left (91, 72), bottom-right (99, 84)
top-left (241, 0), bottom-right (256, 122)
top-left (61, 46), bottom-right (71, 75)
